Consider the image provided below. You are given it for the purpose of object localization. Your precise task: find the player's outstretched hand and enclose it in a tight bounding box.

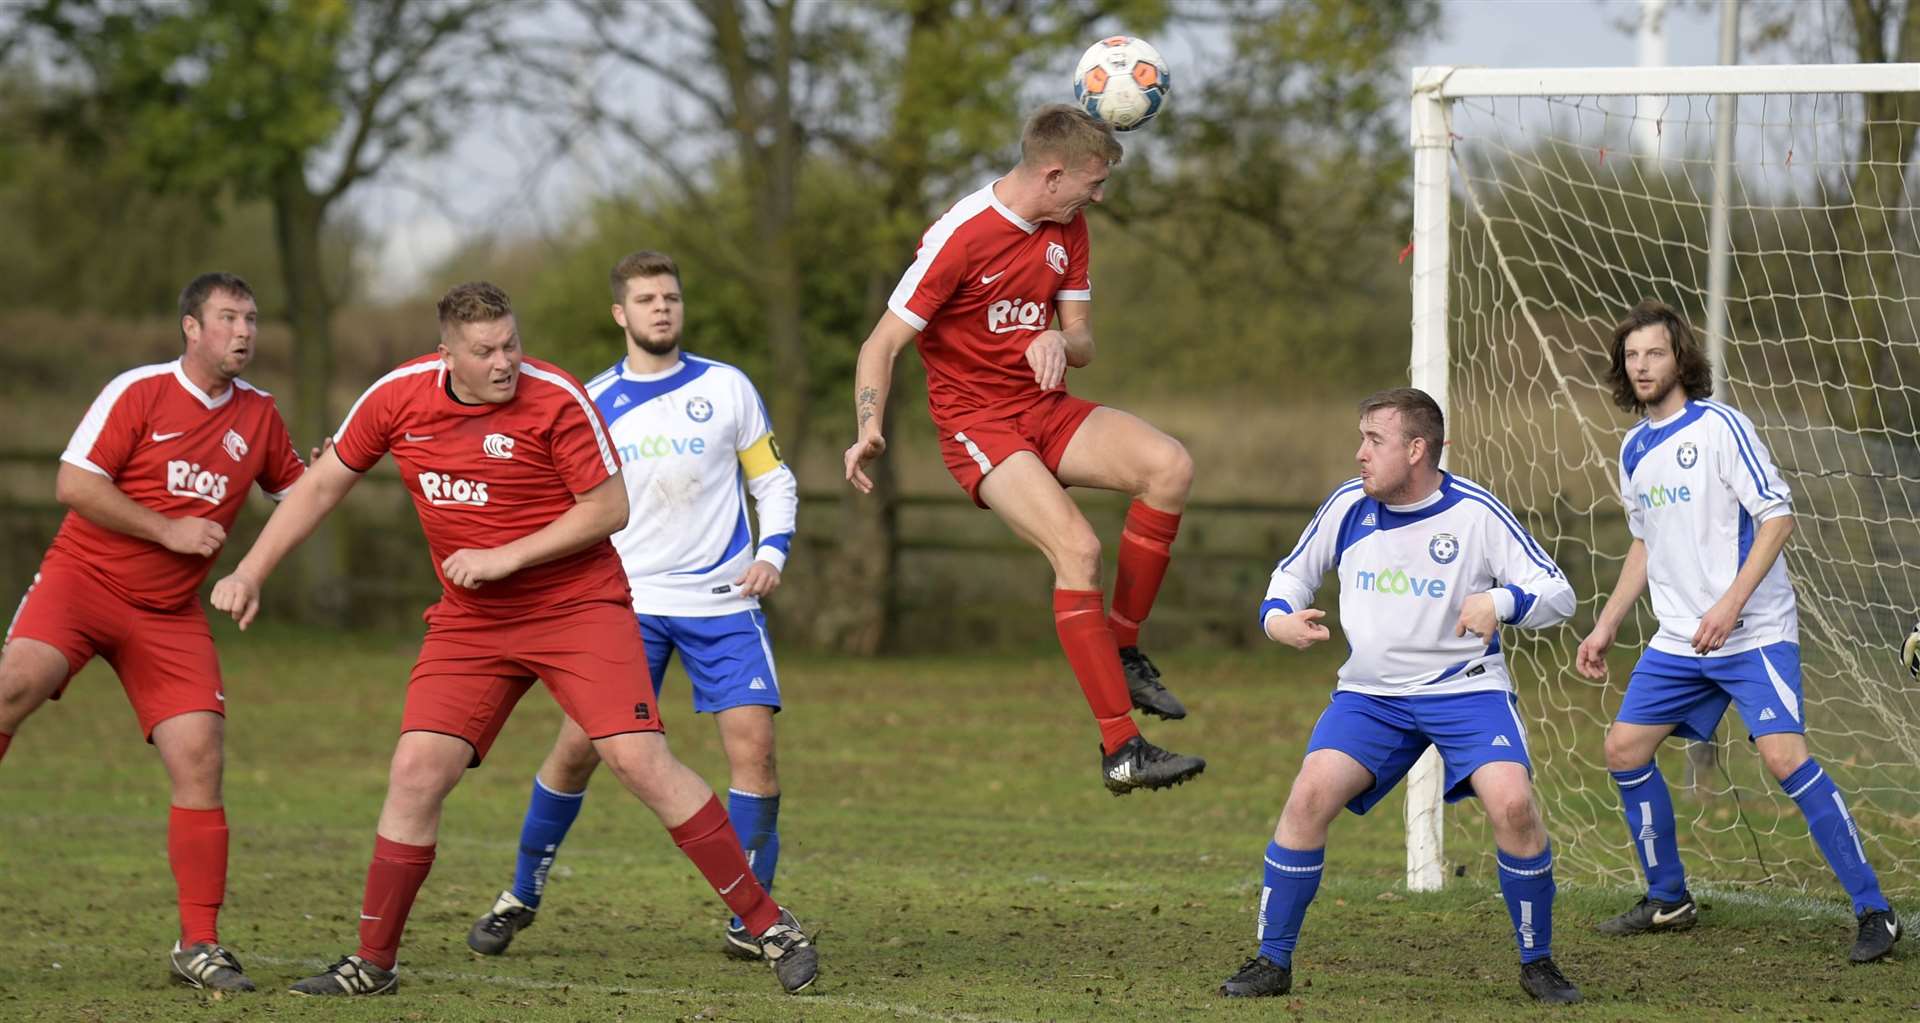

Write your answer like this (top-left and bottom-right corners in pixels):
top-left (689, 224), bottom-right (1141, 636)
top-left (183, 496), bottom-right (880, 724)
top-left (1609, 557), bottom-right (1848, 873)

top-left (844, 434), bottom-right (886, 494)
top-left (1026, 331), bottom-right (1068, 390)
top-left (1455, 591), bottom-right (1500, 641)
top-left (1266, 608), bottom-right (1331, 649)
top-left (210, 573), bottom-right (261, 630)
top-left (160, 515), bottom-right (226, 558)
top-left (1575, 624), bottom-right (1614, 679)
top-left (442, 547), bottom-right (519, 589)
top-left (1691, 596), bottom-right (1739, 654)
top-left (735, 560), bottom-right (782, 598)
top-left (309, 434), bottom-right (334, 465)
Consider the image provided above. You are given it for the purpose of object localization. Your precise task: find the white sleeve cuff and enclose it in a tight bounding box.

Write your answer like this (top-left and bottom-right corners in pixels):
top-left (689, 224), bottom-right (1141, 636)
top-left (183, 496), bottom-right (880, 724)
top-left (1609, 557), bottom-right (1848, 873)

top-left (1488, 587), bottom-right (1517, 623)
top-left (59, 453), bottom-right (111, 478)
top-left (753, 546), bottom-right (789, 573)
top-left (886, 300), bottom-right (928, 332)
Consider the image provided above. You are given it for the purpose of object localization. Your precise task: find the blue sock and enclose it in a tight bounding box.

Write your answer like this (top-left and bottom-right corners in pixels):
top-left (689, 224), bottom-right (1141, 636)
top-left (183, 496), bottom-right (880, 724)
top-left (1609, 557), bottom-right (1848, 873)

top-left (1497, 845), bottom-right (1556, 964)
top-left (510, 777), bottom-right (586, 908)
top-left (726, 789), bottom-right (781, 929)
top-left (1781, 758), bottom-right (1889, 915)
top-left (1256, 842), bottom-right (1323, 969)
top-left (1611, 761), bottom-right (1688, 902)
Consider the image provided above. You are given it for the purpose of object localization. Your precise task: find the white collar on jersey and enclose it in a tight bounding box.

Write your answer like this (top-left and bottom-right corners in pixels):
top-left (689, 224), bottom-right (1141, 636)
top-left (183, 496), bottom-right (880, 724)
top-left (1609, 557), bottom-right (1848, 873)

top-left (620, 356), bottom-right (686, 382)
top-left (987, 177), bottom-right (1038, 235)
top-left (171, 359), bottom-right (234, 410)
top-left (1646, 401), bottom-right (1692, 429)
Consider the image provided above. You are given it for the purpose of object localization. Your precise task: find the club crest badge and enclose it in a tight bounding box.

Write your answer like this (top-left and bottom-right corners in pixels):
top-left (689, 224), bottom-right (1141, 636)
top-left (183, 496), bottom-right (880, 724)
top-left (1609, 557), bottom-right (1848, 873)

top-left (1045, 241), bottom-right (1068, 275)
top-left (686, 396), bottom-right (713, 423)
top-left (1429, 532), bottom-right (1460, 565)
top-left (1677, 441), bottom-right (1698, 468)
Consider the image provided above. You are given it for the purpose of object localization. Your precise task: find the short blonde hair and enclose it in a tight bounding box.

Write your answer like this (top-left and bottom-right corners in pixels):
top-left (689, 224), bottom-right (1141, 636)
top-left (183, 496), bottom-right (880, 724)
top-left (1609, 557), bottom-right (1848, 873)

top-left (437, 281), bottom-right (513, 329)
top-left (1020, 104), bottom-right (1123, 168)
top-left (610, 250), bottom-right (681, 302)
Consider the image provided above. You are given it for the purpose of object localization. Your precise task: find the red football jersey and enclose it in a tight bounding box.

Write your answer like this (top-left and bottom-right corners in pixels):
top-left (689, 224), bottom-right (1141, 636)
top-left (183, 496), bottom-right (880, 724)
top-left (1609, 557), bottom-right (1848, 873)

top-left (51, 360), bottom-right (306, 611)
top-left (886, 180), bottom-right (1093, 431)
top-left (332, 354), bottom-right (629, 615)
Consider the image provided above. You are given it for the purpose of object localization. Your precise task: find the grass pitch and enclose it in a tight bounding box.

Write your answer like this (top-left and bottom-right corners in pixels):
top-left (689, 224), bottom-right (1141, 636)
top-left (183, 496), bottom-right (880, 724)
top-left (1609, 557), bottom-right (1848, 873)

top-left (0, 623), bottom-right (1913, 1022)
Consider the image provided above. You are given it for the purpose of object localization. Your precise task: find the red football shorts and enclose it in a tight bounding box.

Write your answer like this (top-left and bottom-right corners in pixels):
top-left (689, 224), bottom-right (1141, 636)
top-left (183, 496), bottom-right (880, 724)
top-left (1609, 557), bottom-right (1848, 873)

top-left (4, 555), bottom-right (224, 740)
top-left (405, 598), bottom-right (662, 766)
top-left (938, 391), bottom-right (1102, 508)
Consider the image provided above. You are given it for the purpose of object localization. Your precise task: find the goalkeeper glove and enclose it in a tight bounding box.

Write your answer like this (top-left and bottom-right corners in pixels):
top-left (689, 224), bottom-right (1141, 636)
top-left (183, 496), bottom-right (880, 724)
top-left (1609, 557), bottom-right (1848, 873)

top-left (1902, 619), bottom-right (1920, 679)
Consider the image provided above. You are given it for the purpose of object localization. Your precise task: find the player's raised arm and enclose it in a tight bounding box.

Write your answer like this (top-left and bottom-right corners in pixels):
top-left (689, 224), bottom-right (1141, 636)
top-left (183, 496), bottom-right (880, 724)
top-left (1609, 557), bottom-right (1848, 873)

top-left (1260, 479), bottom-right (1363, 649)
top-left (844, 310), bottom-right (919, 493)
top-left (211, 444), bottom-right (364, 629)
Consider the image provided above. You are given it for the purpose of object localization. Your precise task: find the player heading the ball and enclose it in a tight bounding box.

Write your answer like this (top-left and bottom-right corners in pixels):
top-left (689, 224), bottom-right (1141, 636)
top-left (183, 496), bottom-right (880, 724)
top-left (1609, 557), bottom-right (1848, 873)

top-left (845, 104), bottom-right (1203, 796)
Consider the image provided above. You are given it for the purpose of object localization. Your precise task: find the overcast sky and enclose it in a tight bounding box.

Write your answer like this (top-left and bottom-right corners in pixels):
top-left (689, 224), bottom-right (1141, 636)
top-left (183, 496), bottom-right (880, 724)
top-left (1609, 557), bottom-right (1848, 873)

top-left (355, 0), bottom-right (1802, 299)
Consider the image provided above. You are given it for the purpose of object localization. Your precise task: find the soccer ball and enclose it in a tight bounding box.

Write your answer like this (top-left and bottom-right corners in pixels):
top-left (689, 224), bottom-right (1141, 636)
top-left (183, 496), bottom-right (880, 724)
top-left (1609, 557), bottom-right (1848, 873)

top-left (1072, 35), bottom-right (1170, 132)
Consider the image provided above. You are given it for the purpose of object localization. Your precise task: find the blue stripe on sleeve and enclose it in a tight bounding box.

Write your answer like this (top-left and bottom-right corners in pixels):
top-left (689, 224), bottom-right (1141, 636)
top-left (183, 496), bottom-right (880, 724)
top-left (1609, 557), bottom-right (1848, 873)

top-left (1501, 583), bottom-right (1537, 624)
top-left (760, 532), bottom-right (793, 556)
top-left (1278, 478), bottom-right (1364, 572)
top-left (1258, 597), bottom-right (1294, 623)
top-left (1698, 400), bottom-right (1776, 499)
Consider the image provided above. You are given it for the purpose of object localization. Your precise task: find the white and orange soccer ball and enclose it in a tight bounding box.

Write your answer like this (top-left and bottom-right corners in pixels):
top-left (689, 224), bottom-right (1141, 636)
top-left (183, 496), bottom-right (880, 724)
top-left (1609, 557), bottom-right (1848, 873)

top-left (1072, 35), bottom-right (1170, 131)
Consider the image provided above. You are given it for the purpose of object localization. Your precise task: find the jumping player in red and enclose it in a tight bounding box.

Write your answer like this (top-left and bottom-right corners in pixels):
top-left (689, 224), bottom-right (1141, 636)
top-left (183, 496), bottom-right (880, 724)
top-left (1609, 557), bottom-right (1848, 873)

top-left (209, 282), bottom-right (818, 996)
top-left (0, 272), bottom-right (304, 992)
top-left (845, 105), bottom-right (1204, 795)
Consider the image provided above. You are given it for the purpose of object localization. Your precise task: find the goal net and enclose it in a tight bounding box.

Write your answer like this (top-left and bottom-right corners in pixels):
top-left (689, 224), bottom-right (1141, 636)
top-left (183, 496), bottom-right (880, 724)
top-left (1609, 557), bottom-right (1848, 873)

top-left (1408, 65), bottom-right (1920, 902)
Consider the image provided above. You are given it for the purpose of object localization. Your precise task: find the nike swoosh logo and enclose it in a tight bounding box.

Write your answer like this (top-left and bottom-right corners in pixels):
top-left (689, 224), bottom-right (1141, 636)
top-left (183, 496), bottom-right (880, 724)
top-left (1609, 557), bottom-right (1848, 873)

top-left (718, 873), bottom-right (745, 895)
top-left (151, 431), bottom-right (185, 442)
top-left (214, 692), bottom-right (225, 702)
top-left (1650, 905), bottom-right (1691, 925)
top-left (980, 271), bottom-right (1006, 284)
top-left (404, 432), bottom-right (434, 442)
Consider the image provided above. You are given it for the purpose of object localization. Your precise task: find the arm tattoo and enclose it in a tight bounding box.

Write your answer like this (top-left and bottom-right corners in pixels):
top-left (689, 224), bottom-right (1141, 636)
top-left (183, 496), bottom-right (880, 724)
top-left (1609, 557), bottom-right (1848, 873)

top-left (857, 386), bottom-right (878, 429)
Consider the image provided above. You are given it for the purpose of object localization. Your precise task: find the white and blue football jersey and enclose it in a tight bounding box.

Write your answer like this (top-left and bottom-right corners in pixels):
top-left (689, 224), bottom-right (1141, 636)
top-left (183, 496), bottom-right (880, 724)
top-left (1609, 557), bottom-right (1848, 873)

top-left (1261, 473), bottom-right (1575, 697)
top-left (1618, 399), bottom-right (1796, 657)
top-left (586, 354), bottom-right (797, 617)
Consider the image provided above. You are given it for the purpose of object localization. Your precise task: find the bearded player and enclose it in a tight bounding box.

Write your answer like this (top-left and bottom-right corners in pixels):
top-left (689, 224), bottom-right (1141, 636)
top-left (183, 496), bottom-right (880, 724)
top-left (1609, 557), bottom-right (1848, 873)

top-left (844, 105), bottom-right (1202, 795)
top-left (1577, 299), bottom-right (1899, 963)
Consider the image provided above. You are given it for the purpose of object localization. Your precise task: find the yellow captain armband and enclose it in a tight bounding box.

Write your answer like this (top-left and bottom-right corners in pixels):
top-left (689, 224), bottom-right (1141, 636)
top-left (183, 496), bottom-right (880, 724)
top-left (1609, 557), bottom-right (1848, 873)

top-left (739, 432), bottom-right (784, 478)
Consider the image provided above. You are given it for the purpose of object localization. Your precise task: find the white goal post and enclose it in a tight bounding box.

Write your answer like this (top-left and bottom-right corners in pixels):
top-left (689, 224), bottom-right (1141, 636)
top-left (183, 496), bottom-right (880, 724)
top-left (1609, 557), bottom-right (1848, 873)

top-left (1406, 63), bottom-right (1920, 894)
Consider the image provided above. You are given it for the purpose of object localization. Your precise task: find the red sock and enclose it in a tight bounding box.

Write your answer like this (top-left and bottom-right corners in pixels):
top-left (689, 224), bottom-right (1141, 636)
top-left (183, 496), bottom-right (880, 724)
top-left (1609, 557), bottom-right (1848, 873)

top-left (671, 795), bottom-right (779, 935)
top-left (0, 732), bottom-right (11, 764)
top-left (1054, 589), bottom-right (1141, 754)
top-left (1110, 502), bottom-right (1181, 649)
top-left (169, 806), bottom-right (228, 947)
top-left (355, 835), bottom-right (436, 970)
